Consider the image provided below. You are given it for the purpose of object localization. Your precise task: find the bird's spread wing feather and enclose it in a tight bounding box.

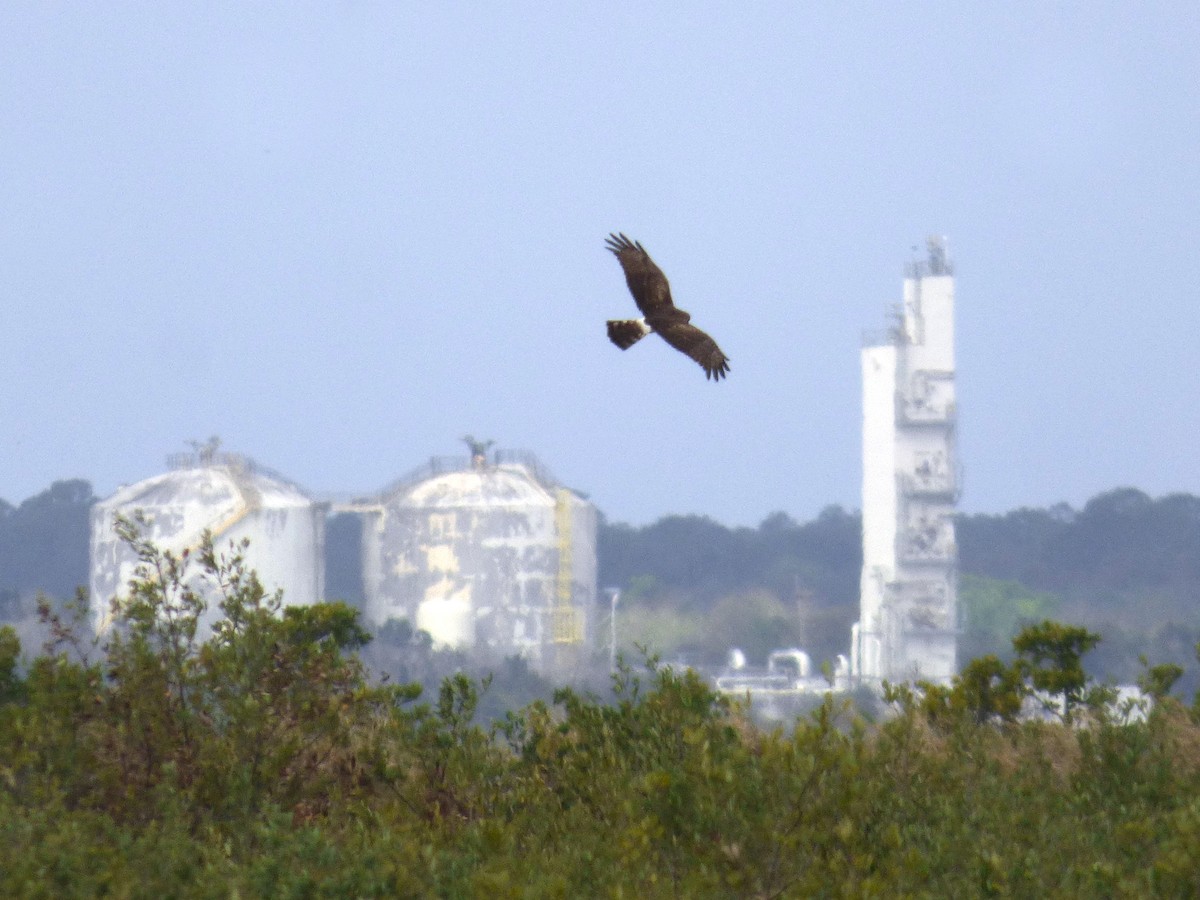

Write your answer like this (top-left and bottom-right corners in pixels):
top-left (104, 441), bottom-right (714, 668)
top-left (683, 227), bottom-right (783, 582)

top-left (656, 320), bottom-right (731, 381)
top-left (605, 233), bottom-right (675, 317)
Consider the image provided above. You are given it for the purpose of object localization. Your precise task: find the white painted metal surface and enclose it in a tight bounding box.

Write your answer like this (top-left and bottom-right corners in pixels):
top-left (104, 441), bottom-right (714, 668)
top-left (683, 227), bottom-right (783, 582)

top-left (855, 239), bottom-right (959, 682)
top-left (359, 451), bottom-right (597, 673)
top-left (89, 454), bottom-right (325, 637)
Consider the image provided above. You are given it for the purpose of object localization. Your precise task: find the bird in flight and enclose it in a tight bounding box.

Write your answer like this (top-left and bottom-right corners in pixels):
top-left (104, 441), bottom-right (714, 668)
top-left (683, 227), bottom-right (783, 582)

top-left (604, 233), bottom-right (730, 381)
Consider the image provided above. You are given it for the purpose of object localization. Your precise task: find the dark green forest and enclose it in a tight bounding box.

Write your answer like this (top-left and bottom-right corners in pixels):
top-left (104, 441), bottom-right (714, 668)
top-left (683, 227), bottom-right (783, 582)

top-left (597, 488), bottom-right (1200, 691)
top-left (0, 479), bottom-right (95, 617)
top-left (4, 481), bottom-right (1200, 693)
top-left (3, 526), bottom-right (1200, 895)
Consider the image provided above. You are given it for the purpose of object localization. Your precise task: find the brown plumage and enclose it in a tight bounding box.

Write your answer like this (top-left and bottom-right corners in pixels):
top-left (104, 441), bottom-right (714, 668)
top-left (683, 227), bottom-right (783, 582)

top-left (604, 233), bottom-right (731, 381)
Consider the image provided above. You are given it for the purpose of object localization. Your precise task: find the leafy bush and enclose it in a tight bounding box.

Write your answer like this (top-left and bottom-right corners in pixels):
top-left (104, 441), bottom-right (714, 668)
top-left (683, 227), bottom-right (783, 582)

top-left (5, 523), bottom-right (1200, 895)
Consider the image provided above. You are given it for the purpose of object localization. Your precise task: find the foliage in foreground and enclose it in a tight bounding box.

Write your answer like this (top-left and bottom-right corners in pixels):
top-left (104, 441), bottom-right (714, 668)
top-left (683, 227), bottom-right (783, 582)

top-left (4, 525), bottom-right (1200, 896)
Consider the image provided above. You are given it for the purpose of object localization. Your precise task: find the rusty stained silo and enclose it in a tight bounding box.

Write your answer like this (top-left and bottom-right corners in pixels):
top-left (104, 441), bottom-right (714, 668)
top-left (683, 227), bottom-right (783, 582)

top-left (360, 448), bottom-right (596, 675)
top-left (89, 445), bottom-right (325, 637)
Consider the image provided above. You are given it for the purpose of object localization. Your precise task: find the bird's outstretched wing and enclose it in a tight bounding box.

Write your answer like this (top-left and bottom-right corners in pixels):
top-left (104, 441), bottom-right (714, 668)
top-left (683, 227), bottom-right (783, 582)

top-left (605, 232), bottom-right (675, 317)
top-left (656, 320), bottom-right (731, 381)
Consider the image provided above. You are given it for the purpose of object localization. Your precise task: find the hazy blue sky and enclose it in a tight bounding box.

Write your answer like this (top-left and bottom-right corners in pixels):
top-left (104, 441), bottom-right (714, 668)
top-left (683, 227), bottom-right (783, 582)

top-left (3, 4), bottom-right (1197, 526)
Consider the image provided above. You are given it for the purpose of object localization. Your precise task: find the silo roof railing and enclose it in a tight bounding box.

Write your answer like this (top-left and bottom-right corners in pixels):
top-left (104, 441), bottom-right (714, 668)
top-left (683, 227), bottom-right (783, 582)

top-left (494, 449), bottom-right (561, 488)
top-left (379, 448), bottom-right (561, 500)
top-left (164, 451), bottom-right (311, 497)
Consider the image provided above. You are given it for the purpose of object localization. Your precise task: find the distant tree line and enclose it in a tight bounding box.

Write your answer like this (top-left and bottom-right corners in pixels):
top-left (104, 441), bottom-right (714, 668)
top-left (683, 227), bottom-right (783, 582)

top-left (4, 480), bottom-right (1200, 690)
top-left (0, 479), bottom-right (94, 613)
top-left (598, 506), bottom-right (861, 668)
top-left (959, 488), bottom-right (1200, 689)
top-left (599, 488), bottom-right (1200, 690)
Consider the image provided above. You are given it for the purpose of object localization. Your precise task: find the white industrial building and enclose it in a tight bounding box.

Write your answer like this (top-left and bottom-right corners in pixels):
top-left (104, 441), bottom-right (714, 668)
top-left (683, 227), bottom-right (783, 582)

top-left (89, 444), bottom-right (326, 637)
top-left (853, 238), bottom-right (959, 682)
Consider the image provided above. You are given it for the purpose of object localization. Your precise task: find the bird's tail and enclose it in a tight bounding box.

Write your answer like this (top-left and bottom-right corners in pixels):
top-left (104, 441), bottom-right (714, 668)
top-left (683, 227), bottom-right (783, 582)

top-left (606, 318), bottom-right (650, 350)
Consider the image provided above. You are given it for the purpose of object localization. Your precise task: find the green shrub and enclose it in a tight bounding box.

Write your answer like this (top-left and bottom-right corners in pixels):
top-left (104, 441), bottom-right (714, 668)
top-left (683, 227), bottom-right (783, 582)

top-left (4, 523), bottom-right (1200, 894)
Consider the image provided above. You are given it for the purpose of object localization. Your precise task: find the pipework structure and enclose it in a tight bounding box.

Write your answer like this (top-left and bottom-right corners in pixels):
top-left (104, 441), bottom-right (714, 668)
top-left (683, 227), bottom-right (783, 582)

top-left (853, 238), bottom-right (959, 682)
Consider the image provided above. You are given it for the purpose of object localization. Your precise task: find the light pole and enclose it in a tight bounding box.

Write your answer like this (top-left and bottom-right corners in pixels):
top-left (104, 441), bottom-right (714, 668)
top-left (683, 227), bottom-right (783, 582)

top-left (604, 587), bottom-right (620, 673)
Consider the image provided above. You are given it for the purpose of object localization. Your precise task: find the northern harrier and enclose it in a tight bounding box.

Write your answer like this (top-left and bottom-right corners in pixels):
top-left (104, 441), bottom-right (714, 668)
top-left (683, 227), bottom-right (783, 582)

top-left (604, 233), bottom-right (730, 381)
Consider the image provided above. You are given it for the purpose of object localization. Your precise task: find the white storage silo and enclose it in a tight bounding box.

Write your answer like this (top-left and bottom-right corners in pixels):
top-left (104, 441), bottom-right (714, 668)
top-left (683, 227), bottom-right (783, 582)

top-left (89, 446), bottom-right (325, 637)
top-left (359, 447), bottom-right (596, 673)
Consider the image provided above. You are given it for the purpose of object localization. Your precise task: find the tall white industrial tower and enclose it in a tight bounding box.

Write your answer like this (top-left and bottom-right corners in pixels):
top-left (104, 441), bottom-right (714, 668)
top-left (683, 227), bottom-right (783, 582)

top-left (853, 238), bottom-right (958, 682)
